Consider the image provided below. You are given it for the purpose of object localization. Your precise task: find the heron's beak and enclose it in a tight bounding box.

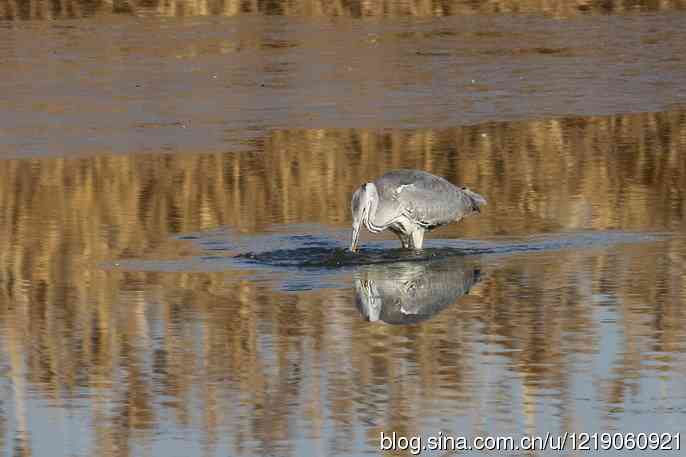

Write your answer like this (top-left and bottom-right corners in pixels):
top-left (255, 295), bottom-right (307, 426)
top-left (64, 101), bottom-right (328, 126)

top-left (350, 219), bottom-right (362, 253)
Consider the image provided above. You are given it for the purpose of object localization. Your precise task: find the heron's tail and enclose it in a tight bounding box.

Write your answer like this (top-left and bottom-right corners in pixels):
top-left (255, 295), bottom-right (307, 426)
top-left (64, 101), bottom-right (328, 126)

top-left (461, 188), bottom-right (487, 214)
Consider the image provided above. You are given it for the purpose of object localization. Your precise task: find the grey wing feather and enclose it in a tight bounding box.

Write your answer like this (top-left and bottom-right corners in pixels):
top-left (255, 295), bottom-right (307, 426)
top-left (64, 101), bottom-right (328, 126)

top-left (376, 170), bottom-right (481, 228)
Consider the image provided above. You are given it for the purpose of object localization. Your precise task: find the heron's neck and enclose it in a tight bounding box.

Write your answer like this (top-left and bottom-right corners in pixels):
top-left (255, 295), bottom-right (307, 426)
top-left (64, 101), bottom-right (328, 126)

top-left (363, 184), bottom-right (382, 232)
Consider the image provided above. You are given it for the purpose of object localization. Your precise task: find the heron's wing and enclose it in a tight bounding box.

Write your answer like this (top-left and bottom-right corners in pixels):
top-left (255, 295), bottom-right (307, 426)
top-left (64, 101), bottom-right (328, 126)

top-left (377, 170), bottom-right (469, 227)
top-left (371, 197), bottom-right (403, 227)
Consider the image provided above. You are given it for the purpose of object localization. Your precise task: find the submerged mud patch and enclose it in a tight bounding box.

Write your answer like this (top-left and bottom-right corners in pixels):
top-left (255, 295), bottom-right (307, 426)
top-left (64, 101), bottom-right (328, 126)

top-left (233, 231), bottom-right (667, 269)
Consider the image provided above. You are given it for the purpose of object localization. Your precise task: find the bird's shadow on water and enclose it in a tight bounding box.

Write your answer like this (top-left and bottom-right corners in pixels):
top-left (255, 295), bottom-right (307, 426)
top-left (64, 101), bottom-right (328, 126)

top-left (235, 245), bottom-right (456, 269)
top-left (230, 234), bottom-right (497, 269)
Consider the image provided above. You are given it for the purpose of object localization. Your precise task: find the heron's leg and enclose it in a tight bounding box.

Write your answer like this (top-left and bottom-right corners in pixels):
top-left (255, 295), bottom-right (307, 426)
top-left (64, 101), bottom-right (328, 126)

top-left (401, 234), bottom-right (412, 249)
top-left (410, 229), bottom-right (424, 250)
top-left (395, 231), bottom-right (411, 249)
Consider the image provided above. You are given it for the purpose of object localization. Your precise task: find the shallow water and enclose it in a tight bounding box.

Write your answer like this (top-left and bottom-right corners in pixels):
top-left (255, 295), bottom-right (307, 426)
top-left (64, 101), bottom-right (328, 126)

top-left (2, 2), bottom-right (686, 457)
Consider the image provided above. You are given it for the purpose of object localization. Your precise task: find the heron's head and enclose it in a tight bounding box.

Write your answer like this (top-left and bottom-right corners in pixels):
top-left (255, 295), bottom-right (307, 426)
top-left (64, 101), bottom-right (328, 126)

top-left (350, 183), bottom-right (378, 253)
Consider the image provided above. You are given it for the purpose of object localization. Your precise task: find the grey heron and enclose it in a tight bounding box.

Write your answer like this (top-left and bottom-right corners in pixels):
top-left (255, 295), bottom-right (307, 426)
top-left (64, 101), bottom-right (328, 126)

top-left (350, 169), bottom-right (486, 252)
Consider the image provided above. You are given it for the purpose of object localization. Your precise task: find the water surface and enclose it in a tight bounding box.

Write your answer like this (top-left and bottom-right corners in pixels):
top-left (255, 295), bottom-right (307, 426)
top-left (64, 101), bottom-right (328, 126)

top-left (1, 3), bottom-right (686, 457)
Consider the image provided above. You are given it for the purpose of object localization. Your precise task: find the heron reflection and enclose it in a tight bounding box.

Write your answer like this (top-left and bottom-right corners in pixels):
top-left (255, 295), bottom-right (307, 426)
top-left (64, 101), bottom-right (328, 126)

top-left (354, 257), bottom-right (482, 324)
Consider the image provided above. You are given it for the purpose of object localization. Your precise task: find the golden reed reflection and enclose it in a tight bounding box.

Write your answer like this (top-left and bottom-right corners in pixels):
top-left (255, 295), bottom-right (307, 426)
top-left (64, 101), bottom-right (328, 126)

top-left (0, 110), bottom-right (685, 455)
top-left (1, 0), bottom-right (685, 20)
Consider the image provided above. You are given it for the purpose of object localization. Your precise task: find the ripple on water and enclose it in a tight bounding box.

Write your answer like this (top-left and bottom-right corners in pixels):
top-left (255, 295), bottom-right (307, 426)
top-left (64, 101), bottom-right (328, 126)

top-left (233, 231), bottom-right (667, 269)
